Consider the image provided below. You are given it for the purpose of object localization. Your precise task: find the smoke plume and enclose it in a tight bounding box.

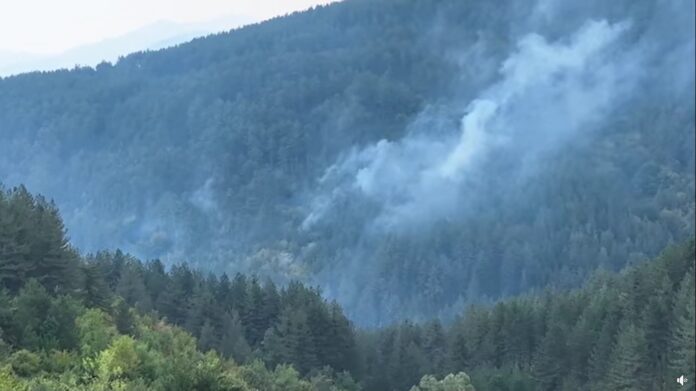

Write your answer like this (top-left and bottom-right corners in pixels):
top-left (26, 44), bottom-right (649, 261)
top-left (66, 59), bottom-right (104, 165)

top-left (304, 19), bottom-right (636, 233)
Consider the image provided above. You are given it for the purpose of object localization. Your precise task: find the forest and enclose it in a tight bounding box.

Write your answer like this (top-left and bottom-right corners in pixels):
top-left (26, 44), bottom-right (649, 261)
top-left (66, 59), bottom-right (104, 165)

top-left (0, 185), bottom-right (693, 390)
top-left (0, 0), bottom-right (693, 326)
top-left (0, 0), bottom-right (694, 389)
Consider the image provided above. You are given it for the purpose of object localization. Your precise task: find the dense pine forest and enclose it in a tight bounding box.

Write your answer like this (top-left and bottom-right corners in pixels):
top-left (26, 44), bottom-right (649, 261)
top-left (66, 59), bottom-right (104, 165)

top-left (1, 185), bottom-right (694, 390)
top-left (0, 0), bottom-right (693, 325)
top-left (0, 185), bottom-right (358, 390)
top-left (0, 0), bottom-right (694, 389)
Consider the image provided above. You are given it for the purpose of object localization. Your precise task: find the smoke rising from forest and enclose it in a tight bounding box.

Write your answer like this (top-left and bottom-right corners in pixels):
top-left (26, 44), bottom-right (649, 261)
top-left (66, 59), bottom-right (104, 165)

top-left (0, 0), bottom-right (693, 326)
top-left (303, 19), bottom-right (637, 233)
top-left (296, 0), bottom-right (694, 325)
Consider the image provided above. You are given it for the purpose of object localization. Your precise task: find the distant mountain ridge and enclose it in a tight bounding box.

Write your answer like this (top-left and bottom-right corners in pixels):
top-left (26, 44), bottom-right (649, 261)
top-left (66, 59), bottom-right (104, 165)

top-left (0, 16), bottom-right (253, 77)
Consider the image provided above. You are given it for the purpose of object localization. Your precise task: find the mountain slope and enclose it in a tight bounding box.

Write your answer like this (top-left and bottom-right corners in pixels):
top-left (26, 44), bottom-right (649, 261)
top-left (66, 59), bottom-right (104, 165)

top-left (1, 185), bottom-right (692, 391)
top-left (0, 185), bottom-right (362, 390)
top-left (359, 240), bottom-right (695, 391)
top-left (0, 0), bottom-right (693, 325)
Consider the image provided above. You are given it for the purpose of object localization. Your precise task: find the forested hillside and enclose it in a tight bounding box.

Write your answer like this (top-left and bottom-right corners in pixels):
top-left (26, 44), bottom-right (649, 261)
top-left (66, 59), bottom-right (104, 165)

top-left (358, 240), bottom-right (695, 391)
top-left (1, 182), bottom-right (694, 390)
top-left (0, 0), bottom-right (694, 325)
top-left (0, 186), bottom-right (363, 390)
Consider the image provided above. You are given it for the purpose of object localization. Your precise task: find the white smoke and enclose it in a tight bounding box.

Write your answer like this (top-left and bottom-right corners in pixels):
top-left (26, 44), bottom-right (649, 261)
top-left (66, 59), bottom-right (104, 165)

top-left (304, 19), bottom-right (637, 232)
top-left (190, 177), bottom-right (217, 213)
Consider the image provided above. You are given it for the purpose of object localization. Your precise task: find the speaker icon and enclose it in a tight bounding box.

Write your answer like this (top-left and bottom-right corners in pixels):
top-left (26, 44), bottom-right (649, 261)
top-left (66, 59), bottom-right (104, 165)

top-left (677, 375), bottom-right (688, 386)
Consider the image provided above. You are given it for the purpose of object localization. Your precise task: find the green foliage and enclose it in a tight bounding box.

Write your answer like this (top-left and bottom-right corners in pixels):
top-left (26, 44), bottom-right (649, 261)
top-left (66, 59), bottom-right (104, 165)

top-left (670, 271), bottom-right (696, 391)
top-left (240, 361), bottom-right (313, 391)
top-left (0, 365), bottom-right (24, 391)
top-left (76, 309), bottom-right (117, 356)
top-left (0, 185), bottom-right (360, 379)
top-left (532, 324), bottom-right (567, 390)
top-left (96, 335), bottom-right (140, 381)
top-left (0, 182), bottom-right (692, 391)
top-left (468, 367), bottom-right (536, 391)
top-left (0, 305), bottom-right (354, 391)
top-left (409, 372), bottom-right (476, 391)
top-left (0, 0), bottom-right (692, 327)
top-left (360, 240), bottom-right (696, 391)
top-left (604, 322), bottom-right (650, 391)
top-left (42, 350), bottom-right (77, 374)
top-left (9, 350), bottom-right (40, 377)
top-left (219, 312), bottom-right (251, 363)
top-left (309, 367), bottom-right (362, 391)
top-left (111, 297), bottom-right (135, 335)
top-left (0, 187), bottom-right (80, 295)
top-left (13, 280), bottom-right (52, 349)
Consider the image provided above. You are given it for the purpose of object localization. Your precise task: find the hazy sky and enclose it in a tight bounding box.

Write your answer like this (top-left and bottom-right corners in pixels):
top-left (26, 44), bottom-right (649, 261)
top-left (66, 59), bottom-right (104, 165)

top-left (0, 0), bottom-right (337, 55)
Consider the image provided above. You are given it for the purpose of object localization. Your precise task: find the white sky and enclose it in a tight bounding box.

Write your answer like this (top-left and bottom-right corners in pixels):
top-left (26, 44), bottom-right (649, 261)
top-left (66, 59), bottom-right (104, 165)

top-left (0, 0), bottom-right (337, 55)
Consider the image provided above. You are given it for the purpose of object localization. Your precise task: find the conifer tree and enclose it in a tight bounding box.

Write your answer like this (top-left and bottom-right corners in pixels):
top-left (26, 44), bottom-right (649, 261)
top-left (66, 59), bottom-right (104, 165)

top-left (532, 324), bottom-right (566, 391)
top-left (669, 271), bottom-right (695, 391)
top-left (605, 322), bottom-right (651, 391)
top-left (219, 311), bottom-right (251, 363)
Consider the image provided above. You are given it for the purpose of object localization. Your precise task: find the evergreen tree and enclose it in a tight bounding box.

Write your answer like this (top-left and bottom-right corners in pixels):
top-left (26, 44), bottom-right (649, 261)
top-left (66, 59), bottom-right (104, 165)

top-left (245, 278), bottom-right (266, 346)
top-left (605, 322), bottom-right (651, 391)
top-left (13, 280), bottom-right (51, 350)
top-left (82, 261), bottom-right (111, 309)
top-left (422, 320), bottom-right (447, 376)
top-left (532, 324), bottom-right (567, 391)
top-left (198, 320), bottom-right (218, 353)
top-left (448, 327), bottom-right (470, 373)
top-left (143, 259), bottom-right (168, 305)
top-left (111, 297), bottom-right (135, 335)
top-left (261, 279), bottom-right (281, 332)
top-left (640, 272), bottom-right (673, 389)
top-left (46, 295), bottom-right (82, 351)
top-left (219, 311), bottom-right (251, 363)
top-left (28, 198), bottom-right (79, 294)
top-left (0, 190), bottom-right (30, 293)
top-left (0, 289), bottom-right (14, 345)
top-left (587, 298), bottom-right (622, 390)
top-left (669, 271), bottom-right (695, 391)
top-left (115, 262), bottom-right (152, 313)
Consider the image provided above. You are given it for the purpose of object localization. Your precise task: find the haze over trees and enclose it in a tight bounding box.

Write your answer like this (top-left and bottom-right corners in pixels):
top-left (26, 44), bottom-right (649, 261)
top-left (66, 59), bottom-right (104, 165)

top-left (0, 186), bottom-right (366, 390)
top-left (0, 0), bottom-right (693, 326)
top-left (1, 0), bottom-right (694, 389)
top-left (0, 182), bottom-right (693, 390)
top-left (0, 2), bottom-right (694, 390)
